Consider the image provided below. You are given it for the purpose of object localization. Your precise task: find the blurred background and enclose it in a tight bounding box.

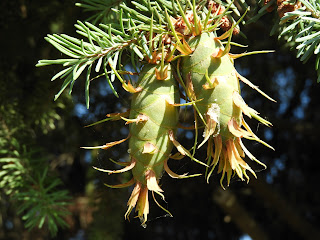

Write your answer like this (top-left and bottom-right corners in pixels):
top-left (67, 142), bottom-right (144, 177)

top-left (1, 0), bottom-right (320, 239)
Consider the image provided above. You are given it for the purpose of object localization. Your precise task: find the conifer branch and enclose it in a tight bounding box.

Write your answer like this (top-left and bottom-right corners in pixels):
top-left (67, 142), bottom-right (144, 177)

top-left (37, 22), bottom-right (141, 108)
top-left (37, 1), bottom-right (186, 108)
top-left (245, 0), bottom-right (320, 82)
top-left (0, 116), bottom-right (70, 236)
top-left (75, 0), bottom-right (123, 24)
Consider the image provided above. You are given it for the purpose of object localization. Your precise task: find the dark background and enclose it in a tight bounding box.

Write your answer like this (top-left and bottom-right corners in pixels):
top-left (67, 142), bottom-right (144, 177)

top-left (1, 0), bottom-right (319, 239)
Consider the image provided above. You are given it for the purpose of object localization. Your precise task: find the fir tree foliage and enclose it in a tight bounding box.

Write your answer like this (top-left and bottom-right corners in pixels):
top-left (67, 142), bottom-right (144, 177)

top-left (278, 0), bottom-right (320, 82)
top-left (75, 0), bottom-right (123, 24)
top-left (247, 0), bottom-right (320, 82)
top-left (36, 0), bottom-right (184, 108)
top-left (0, 104), bottom-right (70, 236)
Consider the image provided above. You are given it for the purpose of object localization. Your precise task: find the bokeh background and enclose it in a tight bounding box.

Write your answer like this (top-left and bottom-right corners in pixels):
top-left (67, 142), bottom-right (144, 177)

top-left (1, 1), bottom-right (320, 239)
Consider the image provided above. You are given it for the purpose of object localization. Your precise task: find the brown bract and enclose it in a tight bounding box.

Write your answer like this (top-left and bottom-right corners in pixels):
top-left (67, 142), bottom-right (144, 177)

top-left (171, 11), bottom-right (194, 36)
top-left (208, 0), bottom-right (225, 15)
top-left (263, 0), bottom-right (302, 18)
top-left (208, 1), bottom-right (239, 35)
top-left (278, 1), bottom-right (302, 18)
